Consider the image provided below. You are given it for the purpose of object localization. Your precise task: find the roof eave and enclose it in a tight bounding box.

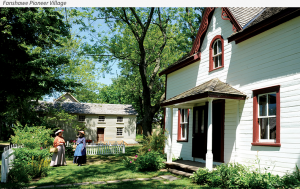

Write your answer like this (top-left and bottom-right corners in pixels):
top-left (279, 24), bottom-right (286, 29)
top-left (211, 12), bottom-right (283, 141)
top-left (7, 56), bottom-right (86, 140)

top-left (159, 52), bottom-right (200, 76)
top-left (160, 91), bottom-right (246, 107)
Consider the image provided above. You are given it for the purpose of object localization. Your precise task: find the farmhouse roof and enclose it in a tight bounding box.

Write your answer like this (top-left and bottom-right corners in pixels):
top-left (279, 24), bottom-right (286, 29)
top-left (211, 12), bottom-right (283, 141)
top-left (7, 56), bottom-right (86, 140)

top-left (54, 92), bottom-right (80, 103)
top-left (161, 78), bottom-right (246, 106)
top-left (37, 102), bottom-right (138, 115)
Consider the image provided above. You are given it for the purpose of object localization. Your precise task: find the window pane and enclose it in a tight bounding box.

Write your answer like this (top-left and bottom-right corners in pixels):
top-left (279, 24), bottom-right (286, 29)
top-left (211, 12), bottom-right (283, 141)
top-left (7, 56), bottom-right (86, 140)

top-left (259, 95), bottom-right (267, 116)
top-left (218, 40), bottom-right (222, 53)
top-left (269, 117), bottom-right (276, 139)
top-left (201, 109), bottom-right (204, 133)
top-left (214, 57), bottom-right (219, 68)
top-left (260, 118), bottom-right (268, 139)
top-left (181, 124), bottom-right (186, 138)
top-left (181, 109), bottom-right (184, 123)
top-left (117, 117), bottom-right (123, 122)
top-left (218, 55), bottom-right (222, 67)
top-left (214, 42), bottom-right (217, 55)
top-left (195, 110), bottom-right (199, 134)
top-left (268, 94), bottom-right (276, 116)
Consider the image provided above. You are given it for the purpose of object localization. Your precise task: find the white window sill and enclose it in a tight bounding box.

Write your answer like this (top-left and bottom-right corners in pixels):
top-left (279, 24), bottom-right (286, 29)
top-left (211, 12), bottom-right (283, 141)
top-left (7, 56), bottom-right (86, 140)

top-left (98, 122), bottom-right (106, 124)
top-left (116, 122), bottom-right (124, 124)
top-left (116, 136), bottom-right (124, 138)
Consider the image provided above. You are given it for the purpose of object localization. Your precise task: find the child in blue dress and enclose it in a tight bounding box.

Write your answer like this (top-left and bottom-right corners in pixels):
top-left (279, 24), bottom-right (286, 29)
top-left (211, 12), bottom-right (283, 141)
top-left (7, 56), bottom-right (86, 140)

top-left (73, 131), bottom-right (86, 166)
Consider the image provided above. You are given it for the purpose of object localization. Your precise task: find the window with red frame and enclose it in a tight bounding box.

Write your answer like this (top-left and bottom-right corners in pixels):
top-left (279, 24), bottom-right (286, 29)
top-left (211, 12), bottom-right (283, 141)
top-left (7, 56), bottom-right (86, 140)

top-left (178, 109), bottom-right (189, 141)
top-left (209, 35), bottom-right (224, 72)
top-left (252, 86), bottom-right (280, 147)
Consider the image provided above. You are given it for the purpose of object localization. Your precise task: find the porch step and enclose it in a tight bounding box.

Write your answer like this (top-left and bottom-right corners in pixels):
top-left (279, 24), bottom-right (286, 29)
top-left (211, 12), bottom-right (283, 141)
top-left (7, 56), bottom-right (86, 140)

top-left (168, 168), bottom-right (193, 177)
top-left (165, 161), bottom-right (201, 174)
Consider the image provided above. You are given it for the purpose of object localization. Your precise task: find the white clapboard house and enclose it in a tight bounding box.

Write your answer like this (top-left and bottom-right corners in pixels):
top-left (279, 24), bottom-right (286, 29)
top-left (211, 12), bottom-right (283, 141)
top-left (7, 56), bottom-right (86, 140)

top-left (159, 7), bottom-right (300, 176)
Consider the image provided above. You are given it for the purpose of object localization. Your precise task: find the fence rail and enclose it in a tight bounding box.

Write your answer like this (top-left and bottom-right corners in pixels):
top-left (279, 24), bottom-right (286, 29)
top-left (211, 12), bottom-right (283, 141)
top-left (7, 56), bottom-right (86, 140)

top-left (1, 144), bottom-right (19, 183)
top-left (66, 141), bottom-right (125, 155)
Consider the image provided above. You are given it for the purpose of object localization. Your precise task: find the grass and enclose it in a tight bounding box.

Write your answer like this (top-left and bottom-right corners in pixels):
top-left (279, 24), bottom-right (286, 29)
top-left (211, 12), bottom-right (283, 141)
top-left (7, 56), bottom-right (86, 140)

top-left (0, 145), bottom-right (201, 188)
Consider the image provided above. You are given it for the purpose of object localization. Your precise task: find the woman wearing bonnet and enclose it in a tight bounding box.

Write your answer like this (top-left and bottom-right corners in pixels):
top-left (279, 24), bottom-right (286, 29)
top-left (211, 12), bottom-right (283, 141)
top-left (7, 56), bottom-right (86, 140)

top-left (50, 129), bottom-right (67, 167)
top-left (73, 131), bottom-right (86, 166)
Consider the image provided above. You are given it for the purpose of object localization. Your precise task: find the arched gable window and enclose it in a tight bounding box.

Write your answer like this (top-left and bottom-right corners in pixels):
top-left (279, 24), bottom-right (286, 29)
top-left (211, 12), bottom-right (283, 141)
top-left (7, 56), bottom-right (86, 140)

top-left (209, 35), bottom-right (224, 72)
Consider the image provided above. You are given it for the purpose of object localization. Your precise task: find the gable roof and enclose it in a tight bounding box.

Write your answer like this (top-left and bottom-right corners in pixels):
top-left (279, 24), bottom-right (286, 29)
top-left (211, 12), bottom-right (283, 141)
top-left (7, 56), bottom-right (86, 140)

top-left (37, 102), bottom-right (138, 115)
top-left (161, 78), bottom-right (246, 107)
top-left (54, 92), bottom-right (80, 103)
top-left (159, 7), bottom-right (300, 76)
top-left (228, 7), bottom-right (265, 29)
top-left (228, 8), bottom-right (300, 44)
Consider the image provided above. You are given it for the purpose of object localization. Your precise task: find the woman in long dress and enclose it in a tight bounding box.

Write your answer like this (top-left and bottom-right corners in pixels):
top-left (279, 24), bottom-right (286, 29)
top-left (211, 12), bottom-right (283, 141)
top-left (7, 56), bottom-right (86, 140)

top-left (50, 130), bottom-right (67, 166)
top-left (73, 131), bottom-right (86, 166)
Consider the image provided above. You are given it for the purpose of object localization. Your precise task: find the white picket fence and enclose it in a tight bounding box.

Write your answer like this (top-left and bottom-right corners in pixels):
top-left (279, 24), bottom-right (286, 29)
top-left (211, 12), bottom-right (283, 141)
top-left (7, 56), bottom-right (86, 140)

top-left (1, 144), bottom-right (19, 183)
top-left (66, 141), bottom-right (125, 155)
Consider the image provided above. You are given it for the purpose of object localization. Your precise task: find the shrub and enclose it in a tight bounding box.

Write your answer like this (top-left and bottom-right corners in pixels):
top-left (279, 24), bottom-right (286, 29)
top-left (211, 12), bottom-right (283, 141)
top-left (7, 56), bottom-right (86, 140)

top-left (7, 124), bottom-right (53, 184)
top-left (189, 168), bottom-right (210, 185)
top-left (190, 162), bottom-right (300, 189)
top-left (136, 150), bottom-right (165, 171)
top-left (65, 145), bottom-right (75, 159)
top-left (123, 156), bottom-right (137, 171)
top-left (123, 150), bottom-right (165, 172)
top-left (9, 123), bottom-right (54, 149)
top-left (8, 147), bottom-right (51, 183)
top-left (138, 128), bottom-right (167, 155)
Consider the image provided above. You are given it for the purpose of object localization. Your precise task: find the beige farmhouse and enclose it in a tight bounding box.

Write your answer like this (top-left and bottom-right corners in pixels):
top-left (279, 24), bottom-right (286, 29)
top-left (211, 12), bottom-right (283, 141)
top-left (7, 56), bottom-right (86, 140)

top-left (40, 93), bottom-right (138, 144)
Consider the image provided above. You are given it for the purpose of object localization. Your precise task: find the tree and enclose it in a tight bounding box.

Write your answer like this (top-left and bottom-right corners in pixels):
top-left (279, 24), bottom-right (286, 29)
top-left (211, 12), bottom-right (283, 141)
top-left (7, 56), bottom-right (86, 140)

top-left (73, 7), bottom-right (203, 136)
top-left (0, 8), bottom-right (81, 139)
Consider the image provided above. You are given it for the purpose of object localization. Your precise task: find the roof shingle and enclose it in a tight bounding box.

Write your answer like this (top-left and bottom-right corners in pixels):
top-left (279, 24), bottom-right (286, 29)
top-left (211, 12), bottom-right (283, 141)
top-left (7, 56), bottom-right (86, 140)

top-left (37, 102), bottom-right (138, 115)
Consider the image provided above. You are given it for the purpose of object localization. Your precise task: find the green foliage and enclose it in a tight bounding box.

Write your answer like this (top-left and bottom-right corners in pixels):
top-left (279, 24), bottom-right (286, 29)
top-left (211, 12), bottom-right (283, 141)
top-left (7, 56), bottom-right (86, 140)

top-left (138, 128), bottom-right (167, 155)
top-left (65, 145), bottom-right (75, 159)
top-left (9, 123), bottom-right (53, 149)
top-left (136, 150), bottom-right (165, 171)
top-left (8, 148), bottom-right (51, 184)
top-left (189, 167), bottom-right (210, 185)
top-left (0, 7), bottom-right (81, 140)
top-left (190, 163), bottom-right (300, 188)
top-left (123, 150), bottom-right (165, 172)
top-left (123, 156), bottom-right (137, 171)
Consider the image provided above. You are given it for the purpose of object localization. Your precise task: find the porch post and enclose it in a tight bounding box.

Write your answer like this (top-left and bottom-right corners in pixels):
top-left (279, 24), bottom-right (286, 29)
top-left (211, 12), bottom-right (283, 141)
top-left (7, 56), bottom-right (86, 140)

top-left (167, 107), bottom-right (173, 163)
top-left (206, 98), bottom-right (213, 171)
top-left (235, 100), bottom-right (240, 162)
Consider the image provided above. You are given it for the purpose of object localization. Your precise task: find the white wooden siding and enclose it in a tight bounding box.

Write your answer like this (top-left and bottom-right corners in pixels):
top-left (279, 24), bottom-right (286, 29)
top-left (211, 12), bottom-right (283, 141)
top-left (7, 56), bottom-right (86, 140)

top-left (165, 7), bottom-right (300, 176)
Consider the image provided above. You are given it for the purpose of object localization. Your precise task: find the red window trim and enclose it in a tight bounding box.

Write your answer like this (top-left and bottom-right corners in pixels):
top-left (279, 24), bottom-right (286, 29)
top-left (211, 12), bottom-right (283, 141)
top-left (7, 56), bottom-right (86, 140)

top-left (177, 109), bottom-right (189, 142)
top-left (252, 85), bottom-right (281, 147)
top-left (209, 35), bottom-right (224, 72)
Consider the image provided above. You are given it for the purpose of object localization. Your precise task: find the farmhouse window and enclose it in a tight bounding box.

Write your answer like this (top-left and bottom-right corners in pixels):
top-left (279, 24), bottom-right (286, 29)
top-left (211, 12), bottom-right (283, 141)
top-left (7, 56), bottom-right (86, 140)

top-left (252, 86), bottom-right (280, 147)
top-left (209, 35), bottom-right (224, 72)
top-left (78, 115), bottom-right (85, 122)
top-left (117, 128), bottom-right (123, 136)
top-left (117, 117), bottom-right (123, 122)
top-left (98, 116), bottom-right (105, 122)
top-left (178, 108), bottom-right (189, 142)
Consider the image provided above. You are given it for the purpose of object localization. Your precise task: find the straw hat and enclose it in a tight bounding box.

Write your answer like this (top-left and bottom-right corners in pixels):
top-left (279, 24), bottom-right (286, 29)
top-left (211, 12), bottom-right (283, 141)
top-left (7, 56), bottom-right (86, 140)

top-left (55, 129), bottom-right (64, 135)
top-left (79, 131), bottom-right (85, 135)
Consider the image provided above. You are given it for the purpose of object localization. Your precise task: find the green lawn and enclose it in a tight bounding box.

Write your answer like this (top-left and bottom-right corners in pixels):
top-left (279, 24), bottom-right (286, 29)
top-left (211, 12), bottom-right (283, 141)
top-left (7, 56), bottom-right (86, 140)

top-left (0, 146), bottom-right (201, 188)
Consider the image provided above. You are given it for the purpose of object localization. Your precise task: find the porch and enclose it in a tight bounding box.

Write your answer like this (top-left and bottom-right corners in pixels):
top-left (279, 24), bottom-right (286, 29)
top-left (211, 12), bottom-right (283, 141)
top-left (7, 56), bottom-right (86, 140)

top-left (162, 78), bottom-right (246, 171)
